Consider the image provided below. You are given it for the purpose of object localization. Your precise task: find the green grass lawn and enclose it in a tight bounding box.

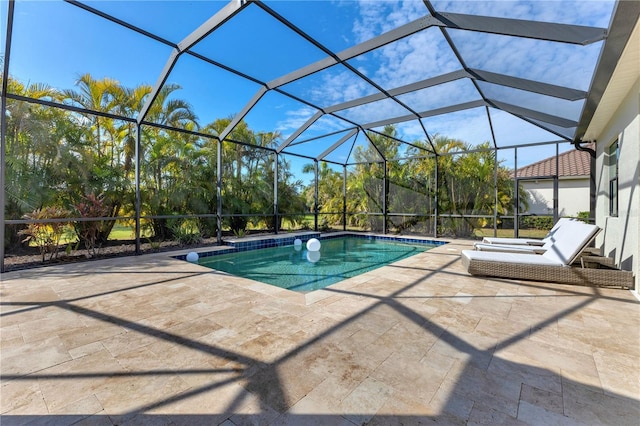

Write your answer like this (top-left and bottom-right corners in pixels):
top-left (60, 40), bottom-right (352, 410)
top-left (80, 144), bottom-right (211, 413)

top-left (473, 228), bottom-right (548, 239)
top-left (30, 219), bottom-right (550, 249)
top-left (56, 223), bottom-right (145, 245)
top-left (108, 224), bottom-right (135, 240)
top-left (280, 215), bottom-right (315, 231)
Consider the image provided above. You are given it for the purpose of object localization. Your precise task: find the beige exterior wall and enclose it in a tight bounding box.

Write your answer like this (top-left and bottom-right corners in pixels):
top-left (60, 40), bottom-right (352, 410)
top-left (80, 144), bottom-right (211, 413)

top-left (594, 78), bottom-right (639, 291)
top-left (520, 177), bottom-right (590, 217)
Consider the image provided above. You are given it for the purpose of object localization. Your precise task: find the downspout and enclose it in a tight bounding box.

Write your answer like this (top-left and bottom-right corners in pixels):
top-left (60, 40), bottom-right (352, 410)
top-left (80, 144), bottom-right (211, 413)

top-left (573, 141), bottom-right (596, 223)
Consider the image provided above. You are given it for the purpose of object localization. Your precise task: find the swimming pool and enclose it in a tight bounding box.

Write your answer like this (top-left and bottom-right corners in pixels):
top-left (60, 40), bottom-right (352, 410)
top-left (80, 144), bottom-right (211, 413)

top-left (195, 236), bottom-right (441, 292)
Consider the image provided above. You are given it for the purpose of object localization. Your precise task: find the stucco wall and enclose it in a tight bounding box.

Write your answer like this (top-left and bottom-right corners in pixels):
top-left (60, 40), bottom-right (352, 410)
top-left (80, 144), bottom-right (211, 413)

top-left (594, 78), bottom-right (639, 290)
top-left (520, 177), bottom-right (590, 217)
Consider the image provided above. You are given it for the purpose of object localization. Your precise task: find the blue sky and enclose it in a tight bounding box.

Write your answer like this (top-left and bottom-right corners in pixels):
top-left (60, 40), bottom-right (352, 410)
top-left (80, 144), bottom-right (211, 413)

top-left (2, 0), bottom-right (616, 170)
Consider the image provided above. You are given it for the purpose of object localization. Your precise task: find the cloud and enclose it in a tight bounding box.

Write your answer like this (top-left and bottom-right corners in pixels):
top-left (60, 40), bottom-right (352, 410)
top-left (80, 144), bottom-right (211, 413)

top-left (313, 66), bottom-right (378, 106)
top-left (348, 0), bottom-right (611, 91)
top-left (430, 0), bottom-right (615, 27)
top-left (367, 29), bottom-right (461, 88)
top-left (275, 106), bottom-right (318, 138)
top-left (489, 108), bottom-right (564, 146)
top-left (274, 0), bottom-right (612, 154)
top-left (351, 1), bottom-right (427, 42)
top-left (336, 97), bottom-right (412, 124)
top-left (448, 30), bottom-right (602, 90)
top-left (275, 106), bottom-right (356, 142)
top-left (377, 119), bottom-right (426, 142)
top-left (397, 78), bottom-right (480, 112)
top-left (421, 107), bottom-right (493, 145)
top-left (479, 82), bottom-right (585, 121)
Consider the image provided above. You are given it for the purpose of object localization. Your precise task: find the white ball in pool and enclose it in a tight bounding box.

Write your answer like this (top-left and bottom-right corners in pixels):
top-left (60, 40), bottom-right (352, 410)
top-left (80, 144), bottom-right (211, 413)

top-left (186, 252), bottom-right (199, 263)
top-left (294, 238), bottom-right (302, 246)
top-left (306, 238), bottom-right (321, 251)
top-left (307, 250), bottom-right (321, 263)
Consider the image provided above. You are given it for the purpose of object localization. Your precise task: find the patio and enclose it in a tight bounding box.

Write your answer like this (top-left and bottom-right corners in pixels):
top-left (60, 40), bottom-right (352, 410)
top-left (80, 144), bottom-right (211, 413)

top-left (1, 240), bottom-right (638, 425)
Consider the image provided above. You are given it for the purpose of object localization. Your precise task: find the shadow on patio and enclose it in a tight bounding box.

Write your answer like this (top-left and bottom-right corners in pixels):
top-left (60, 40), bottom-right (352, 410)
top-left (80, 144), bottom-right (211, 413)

top-left (1, 243), bottom-right (638, 425)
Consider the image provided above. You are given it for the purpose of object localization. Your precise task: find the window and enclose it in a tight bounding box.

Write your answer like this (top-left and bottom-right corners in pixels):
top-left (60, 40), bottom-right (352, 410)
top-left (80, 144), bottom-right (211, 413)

top-left (608, 140), bottom-right (619, 217)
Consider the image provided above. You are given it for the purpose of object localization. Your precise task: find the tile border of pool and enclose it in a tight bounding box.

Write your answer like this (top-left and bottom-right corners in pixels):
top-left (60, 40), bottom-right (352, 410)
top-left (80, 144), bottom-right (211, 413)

top-left (171, 231), bottom-right (447, 262)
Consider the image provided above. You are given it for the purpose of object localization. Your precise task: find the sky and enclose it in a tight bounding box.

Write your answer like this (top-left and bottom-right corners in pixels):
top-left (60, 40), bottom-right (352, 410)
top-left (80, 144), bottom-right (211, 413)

top-left (2, 0), bottom-right (617, 171)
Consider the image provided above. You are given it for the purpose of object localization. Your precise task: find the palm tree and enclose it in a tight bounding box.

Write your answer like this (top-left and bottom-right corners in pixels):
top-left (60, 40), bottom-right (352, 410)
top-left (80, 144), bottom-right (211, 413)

top-left (427, 137), bottom-right (523, 236)
top-left (59, 74), bottom-right (135, 243)
top-left (348, 126), bottom-right (399, 231)
top-left (3, 77), bottom-right (63, 250)
top-left (62, 73), bottom-right (122, 156)
top-left (138, 83), bottom-right (199, 239)
top-left (302, 161), bottom-right (346, 228)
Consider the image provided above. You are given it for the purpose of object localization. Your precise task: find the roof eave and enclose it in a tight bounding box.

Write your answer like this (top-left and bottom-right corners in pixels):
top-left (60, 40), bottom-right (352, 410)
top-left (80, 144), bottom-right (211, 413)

top-left (576, 0), bottom-right (640, 142)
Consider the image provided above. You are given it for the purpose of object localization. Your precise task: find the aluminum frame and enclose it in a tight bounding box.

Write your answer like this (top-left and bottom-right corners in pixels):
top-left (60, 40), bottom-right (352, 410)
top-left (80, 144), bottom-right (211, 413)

top-left (1, 0), bottom-right (636, 271)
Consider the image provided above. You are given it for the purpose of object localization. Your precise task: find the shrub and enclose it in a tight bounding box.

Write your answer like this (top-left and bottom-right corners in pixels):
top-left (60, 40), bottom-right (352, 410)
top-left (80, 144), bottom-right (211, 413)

top-left (73, 193), bottom-right (112, 258)
top-left (18, 207), bottom-right (71, 262)
top-left (520, 216), bottom-right (554, 230)
top-left (227, 215), bottom-right (248, 235)
top-left (197, 217), bottom-right (218, 238)
top-left (170, 219), bottom-right (202, 245)
top-left (576, 211), bottom-right (591, 223)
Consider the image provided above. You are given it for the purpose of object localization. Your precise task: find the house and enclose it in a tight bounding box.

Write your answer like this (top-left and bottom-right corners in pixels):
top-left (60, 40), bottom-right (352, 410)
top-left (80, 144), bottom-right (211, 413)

top-left (514, 148), bottom-right (592, 217)
top-left (583, 14), bottom-right (639, 293)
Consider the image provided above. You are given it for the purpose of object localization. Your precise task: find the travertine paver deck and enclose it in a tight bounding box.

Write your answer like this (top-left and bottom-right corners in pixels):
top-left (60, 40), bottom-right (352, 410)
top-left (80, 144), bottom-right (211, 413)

top-left (1, 239), bottom-right (639, 425)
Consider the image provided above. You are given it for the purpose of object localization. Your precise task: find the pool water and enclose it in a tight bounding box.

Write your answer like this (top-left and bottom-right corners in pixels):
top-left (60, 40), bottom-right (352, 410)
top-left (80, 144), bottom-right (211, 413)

top-left (198, 236), bottom-right (437, 292)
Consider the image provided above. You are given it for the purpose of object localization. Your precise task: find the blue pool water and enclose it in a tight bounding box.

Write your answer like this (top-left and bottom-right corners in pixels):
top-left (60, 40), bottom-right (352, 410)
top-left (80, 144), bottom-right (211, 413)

top-left (197, 236), bottom-right (439, 292)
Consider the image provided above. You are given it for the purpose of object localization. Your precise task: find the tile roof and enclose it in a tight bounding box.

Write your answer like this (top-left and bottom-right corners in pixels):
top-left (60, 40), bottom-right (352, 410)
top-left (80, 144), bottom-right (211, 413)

top-left (514, 145), bottom-right (593, 178)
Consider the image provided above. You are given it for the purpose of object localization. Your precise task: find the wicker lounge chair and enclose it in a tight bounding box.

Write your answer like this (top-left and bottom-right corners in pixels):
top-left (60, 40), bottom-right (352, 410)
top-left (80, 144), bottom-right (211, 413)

top-left (462, 221), bottom-right (634, 289)
top-left (482, 217), bottom-right (574, 246)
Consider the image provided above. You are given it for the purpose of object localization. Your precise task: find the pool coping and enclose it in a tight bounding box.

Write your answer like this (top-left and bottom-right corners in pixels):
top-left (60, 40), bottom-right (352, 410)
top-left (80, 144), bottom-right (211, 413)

top-left (171, 231), bottom-right (446, 260)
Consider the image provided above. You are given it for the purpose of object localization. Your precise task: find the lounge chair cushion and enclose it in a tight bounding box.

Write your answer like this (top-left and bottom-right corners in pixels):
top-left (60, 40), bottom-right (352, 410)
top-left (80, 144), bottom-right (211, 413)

top-left (482, 217), bottom-right (574, 245)
top-left (540, 221), bottom-right (599, 265)
top-left (473, 242), bottom-right (547, 254)
top-left (461, 250), bottom-right (563, 266)
top-left (481, 237), bottom-right (544, 245)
